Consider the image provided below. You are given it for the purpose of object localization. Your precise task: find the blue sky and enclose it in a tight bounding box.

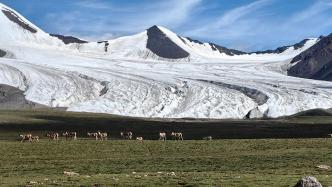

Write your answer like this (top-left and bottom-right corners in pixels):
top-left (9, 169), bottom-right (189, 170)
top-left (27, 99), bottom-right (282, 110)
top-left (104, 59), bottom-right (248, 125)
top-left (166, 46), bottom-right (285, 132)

top-left (1, 0), bottom-right (332, 52)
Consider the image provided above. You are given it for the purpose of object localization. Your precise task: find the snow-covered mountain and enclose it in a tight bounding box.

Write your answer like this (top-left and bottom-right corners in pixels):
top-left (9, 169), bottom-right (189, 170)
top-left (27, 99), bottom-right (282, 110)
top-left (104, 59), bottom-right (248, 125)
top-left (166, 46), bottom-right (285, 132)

top-left (0, 2), bottom-right (319, 62)
top-left (73, 25), bottom-right (319, 62)
top-left (1, 2), bottom-right (332, 119)
top-left (0, 4), bottom-right (63, 45)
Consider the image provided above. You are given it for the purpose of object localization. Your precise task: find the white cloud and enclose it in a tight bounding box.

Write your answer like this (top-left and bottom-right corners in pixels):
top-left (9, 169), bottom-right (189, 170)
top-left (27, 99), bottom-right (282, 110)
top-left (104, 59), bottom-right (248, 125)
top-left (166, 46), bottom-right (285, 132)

top-left (276, 0), bottom-right (332, 39)
top-left (187, 0), bottom-right (274, 39)
top-left (152, 0), bottom-right (202, 27)
top-left (216, 0), bottom-right (273, 27)
top-left (289, 1), bottom-right (332, 23)
top-left (44, 0), bottom-right (202, 41)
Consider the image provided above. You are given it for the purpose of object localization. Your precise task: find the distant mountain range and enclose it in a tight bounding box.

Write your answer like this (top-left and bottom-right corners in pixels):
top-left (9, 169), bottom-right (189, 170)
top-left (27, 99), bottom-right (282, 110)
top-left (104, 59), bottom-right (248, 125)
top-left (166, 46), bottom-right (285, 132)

top-left (50, 23), bottom-right (332, 82)
top-left (51, 26), bottom-right (323, 58)
top-left (0, 2), bottom-right (324, 62)
top-left (47, 24), bottom-right (321, 61)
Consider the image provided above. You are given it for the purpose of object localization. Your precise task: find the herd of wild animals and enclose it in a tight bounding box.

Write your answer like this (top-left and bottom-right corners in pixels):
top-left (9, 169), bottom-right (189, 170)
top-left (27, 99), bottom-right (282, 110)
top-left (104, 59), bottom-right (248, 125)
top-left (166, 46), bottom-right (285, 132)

top-left (18, 131), bottom-right (214, 142)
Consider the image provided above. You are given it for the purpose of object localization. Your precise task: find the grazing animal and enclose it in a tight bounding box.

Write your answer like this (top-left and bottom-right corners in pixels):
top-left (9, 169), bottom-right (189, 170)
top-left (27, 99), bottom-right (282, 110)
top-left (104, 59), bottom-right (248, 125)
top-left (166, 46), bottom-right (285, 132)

top-left (46, 132), bottom-right (59, 141)
top-left (203, 136), bottom-right (213, 141)
top-left (171, 132), bottom-right (183, 140)
top-left (63, 132), bottom-right (77, 141)
top-left (97, 131), bottom-right (108, 141)
top-left (328, 134), bottom-right (332, 138)
top-left (19, 134), bottom-right (32, 143)
top-left (32, 136), bottom-right (39, 142)
top-left (136, 137), bottom-right (143, 141)
top-left (120, 131), bottom-right (133, 140)
top-left (159, 132), bottom-right (167, 141)
top-left (87, 132), bottom-right (99, 140)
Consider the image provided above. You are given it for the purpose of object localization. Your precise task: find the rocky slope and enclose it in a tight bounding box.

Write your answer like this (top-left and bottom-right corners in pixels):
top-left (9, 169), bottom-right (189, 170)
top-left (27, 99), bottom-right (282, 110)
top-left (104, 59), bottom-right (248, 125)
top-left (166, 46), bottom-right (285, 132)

top-left (288, 34), bottom-right (332, 80)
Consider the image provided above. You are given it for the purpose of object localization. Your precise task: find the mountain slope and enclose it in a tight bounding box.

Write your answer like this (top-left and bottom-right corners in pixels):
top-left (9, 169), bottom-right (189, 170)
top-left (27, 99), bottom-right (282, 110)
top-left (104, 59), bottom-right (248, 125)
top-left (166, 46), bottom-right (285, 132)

top-left (0, 3), bottom-right (62, 46)
top-left (288, 34), bottom-right (332, 80)
top-left (146, 26), bottom-right (190, 59)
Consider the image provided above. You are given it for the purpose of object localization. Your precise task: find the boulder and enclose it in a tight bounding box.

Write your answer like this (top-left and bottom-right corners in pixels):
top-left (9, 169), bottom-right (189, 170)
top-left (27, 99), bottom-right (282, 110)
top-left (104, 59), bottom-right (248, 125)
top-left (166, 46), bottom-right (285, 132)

top-left (294, 176), bottom-right (322, 187)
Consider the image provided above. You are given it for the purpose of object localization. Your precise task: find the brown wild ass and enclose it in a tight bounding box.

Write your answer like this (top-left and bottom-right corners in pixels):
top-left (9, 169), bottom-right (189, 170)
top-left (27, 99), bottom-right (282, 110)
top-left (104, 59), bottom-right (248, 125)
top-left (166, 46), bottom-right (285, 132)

top-left (32, 136), bottom-right (40, 142)
top-left (87, 132), bottom-right (99, 140)
top-left (97, 131), bottom-right (108, 141)
top-left (46, 132), bottom-right (59, 141)
top-left (171, 132), bottom-right (183, 140)
top-left (159, 132), bottom-right (167, 141)
top-left (120, 131), bottom-right (133, 140)
top-left (19, 134), bottom-right (32, 143)
top-left (63, 132), bottom-right (77, 141)
top-left (87, 131), bottom-right (107, 141)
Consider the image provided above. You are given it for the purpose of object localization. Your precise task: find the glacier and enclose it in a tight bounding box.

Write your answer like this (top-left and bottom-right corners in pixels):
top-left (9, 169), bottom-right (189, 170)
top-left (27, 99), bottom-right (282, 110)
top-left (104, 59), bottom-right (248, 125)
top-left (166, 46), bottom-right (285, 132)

top-left (0, 3), bottom-right (332, 119)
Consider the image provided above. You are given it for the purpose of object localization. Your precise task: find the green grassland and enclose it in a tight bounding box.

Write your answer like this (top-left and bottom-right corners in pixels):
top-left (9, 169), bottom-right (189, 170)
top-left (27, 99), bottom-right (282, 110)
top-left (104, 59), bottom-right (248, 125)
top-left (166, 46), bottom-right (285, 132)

top-left (0, 110), bottom-right (332, 186)
top-left (1, 139), bottom-right (332, 186)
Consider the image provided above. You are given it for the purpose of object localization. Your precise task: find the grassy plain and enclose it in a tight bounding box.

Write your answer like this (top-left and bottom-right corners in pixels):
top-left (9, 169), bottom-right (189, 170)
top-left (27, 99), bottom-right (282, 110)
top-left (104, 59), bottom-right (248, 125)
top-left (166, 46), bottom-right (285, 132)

top-left (1, 139), bottom-right (332, 186)
top-left (0, 110), bottom-right (332, 186)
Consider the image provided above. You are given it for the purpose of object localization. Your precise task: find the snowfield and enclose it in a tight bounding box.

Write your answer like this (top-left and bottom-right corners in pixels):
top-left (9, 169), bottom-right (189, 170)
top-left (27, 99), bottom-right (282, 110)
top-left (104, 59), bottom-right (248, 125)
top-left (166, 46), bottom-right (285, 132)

top-left (1, 48), bottom-right (332, 119)
top-left (0, 3), bottom-right (332, 119)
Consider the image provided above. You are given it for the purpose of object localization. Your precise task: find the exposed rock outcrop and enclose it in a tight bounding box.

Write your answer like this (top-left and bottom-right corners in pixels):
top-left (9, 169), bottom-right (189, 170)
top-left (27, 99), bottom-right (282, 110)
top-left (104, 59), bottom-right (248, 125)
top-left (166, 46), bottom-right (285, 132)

top-left (294, 176), bottom-right (322, 187)
top-left (288, 34), bottom-right (332, 81)
top-left (1, 8), bottom-right (37, 33)
top-left (50, 34), bottom-right (88, 45)
top-left (0, 49), bottom-right (5, 57)
top-left (146, 26), bottom-right (189, 59)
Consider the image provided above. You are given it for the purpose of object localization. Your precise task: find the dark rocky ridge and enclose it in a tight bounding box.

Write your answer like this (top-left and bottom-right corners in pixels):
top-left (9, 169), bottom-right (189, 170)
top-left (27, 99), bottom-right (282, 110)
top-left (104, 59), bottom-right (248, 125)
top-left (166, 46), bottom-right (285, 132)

top-left (183, 35), bottom-right (317, 56)
top-left (252, 39), bottom-right (314, 54)
top-left (288, 34), bottom-right (332, 81)
top-left (184, 37), bottom-right (246, 56)
top-left (0, 49), bottom-right (6, 57)
top-left (50, 34), bottom-right (88, 45)
top-left (210, 43), bottom-right (246, 56)
top-left (182, 36), bottom-right (314, 56)
top-left (0, 84), bottom-right (46, 110)
top-left (1, 9), bottom-right (37, 33)
top-left (185, 37), bottom-right (203, 45)
top-left (146, 26), bottom-right (189, 59)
